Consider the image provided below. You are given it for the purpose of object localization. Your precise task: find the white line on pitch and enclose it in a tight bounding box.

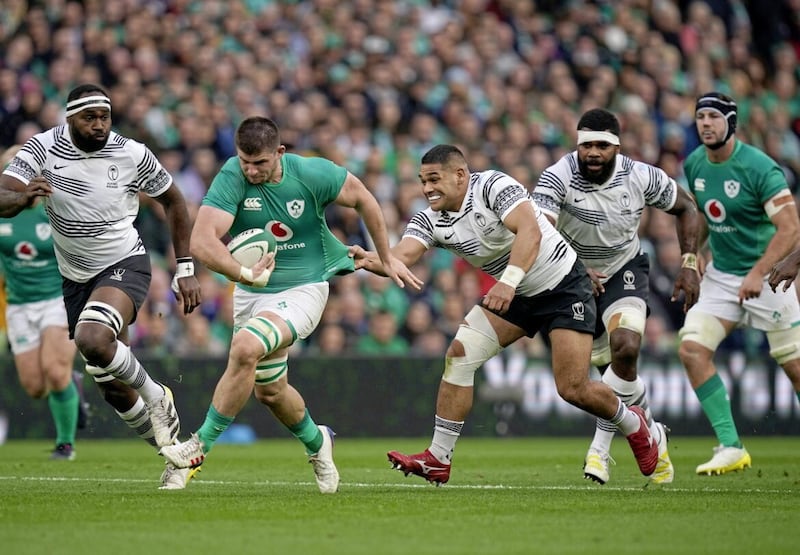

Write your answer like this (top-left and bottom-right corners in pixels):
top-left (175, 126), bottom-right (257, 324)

top-left (0, 475), bottom-right (795, 494)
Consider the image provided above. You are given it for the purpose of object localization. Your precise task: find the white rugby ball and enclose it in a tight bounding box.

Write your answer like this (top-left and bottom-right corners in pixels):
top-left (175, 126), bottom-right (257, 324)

top-left (227, 228), bottom-right (277, 267)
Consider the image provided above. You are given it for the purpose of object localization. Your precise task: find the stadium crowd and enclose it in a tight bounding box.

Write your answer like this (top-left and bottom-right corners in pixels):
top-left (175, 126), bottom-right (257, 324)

top-left (0, 0), bottom-right (798, 360)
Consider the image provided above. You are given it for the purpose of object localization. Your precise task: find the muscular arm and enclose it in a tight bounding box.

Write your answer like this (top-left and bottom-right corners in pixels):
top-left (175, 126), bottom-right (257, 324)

top-left (501, 202), bottom-right (540, 274)
top-left (335, 171), bottom-right (419, 288)
top-left (482, 202), bottom-right (540, 314)
top-left (740, 196), bottom-right (799, 302)
top-left (753, 201), bottom-right (800, 277)
top-left (155, 183), bottom-right (202, 313)
top-left (154, 184), bottom-right (194, 259)
top-left (0, 174), bottom-right (50, 217)
top-left (335, 172), bottom-right (393, 261)
top-left (352, 236), bottom-right (427, 276)
top-left (189, 205), bottom-right (240, 280)
top-left (666, 186), bottom-right (701, 309)
top-left (666, 186), bottom-right (700, 256)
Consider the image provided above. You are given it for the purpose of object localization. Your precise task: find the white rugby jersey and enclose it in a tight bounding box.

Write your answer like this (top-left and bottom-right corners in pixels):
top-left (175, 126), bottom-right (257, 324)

top-left (2, 125), bottom-right (172, 282)
top-left (532, 152), bottom-right (677, 281)
top-left (404, 170), bottom-right (576, 297)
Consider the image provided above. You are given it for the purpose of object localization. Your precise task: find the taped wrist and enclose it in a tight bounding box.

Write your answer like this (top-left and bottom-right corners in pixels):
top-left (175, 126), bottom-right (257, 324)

top-left (499, 264), bottom-right (525, 289)
top-left (175, 257), bottom-right (195, 278)
top-left (171, 257), bottom-right (195, 293)
top-left (681, 253), bottom-right (698, 272)
top-left (239, 265), bottom-right (271, 287)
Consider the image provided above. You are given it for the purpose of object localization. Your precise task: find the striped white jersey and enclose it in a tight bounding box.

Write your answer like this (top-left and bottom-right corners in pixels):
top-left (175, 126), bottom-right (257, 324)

top-left (532, 152), bottom-right (677, 281)
top-left (404, 169), bottom-right (576, 297)
top-left (2, 125), bottom-right (172, 282)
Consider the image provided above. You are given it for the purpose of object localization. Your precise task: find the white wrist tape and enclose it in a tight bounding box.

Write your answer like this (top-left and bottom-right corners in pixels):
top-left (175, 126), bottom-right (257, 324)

top-left (175, 260), bottom-right (195, 279)
top-left (239, 265), bottom-right (271, 287)
top-left (171, 258), bottom-right (195, 293)
top-left (499, 265), bottom-right (525, 289)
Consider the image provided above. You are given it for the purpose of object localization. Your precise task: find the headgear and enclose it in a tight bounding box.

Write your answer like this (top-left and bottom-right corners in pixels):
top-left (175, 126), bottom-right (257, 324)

top-left (695, 92), bottom-right (737, 149)
top-left (65, 95), bottom-right (112, 118)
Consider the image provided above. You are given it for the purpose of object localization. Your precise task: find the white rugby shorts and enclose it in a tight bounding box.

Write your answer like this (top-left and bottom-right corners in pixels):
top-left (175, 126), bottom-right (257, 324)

top-left (687, 262), bottom-right (800, 331)
top-left (6, 297), bottom-right (69, 354)
top-left (232, 282), bottom-right (329, 341)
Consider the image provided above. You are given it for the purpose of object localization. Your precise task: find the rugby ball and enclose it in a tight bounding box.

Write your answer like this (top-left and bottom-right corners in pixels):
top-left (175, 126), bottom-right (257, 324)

top-left (227, 228), bottom-right (277, 267)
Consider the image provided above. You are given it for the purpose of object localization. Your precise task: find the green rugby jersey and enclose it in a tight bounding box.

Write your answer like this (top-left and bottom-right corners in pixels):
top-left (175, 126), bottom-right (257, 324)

top-left (203, 153), bottom-right (355, 293)
top-left (0, 202), bottom-right (62, 304)
top-left (685, 140), bottom-right (788, 276)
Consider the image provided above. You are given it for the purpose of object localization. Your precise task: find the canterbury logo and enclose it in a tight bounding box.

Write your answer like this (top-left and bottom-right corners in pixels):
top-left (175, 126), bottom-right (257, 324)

top-left (243, 198), bottom-right (262, 210)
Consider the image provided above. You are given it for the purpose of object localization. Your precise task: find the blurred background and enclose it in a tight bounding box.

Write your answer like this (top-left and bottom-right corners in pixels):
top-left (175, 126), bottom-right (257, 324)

top-left (0, 0), bottom-right (798, 438)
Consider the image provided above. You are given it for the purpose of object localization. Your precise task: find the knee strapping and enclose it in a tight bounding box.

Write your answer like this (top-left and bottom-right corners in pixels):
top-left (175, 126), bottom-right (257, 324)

top-left (255, 354), bottom-right (289, 385)
top-left (77, 301), bottom-right (124, 336)
top-left (679, 311), bottom-right (727, 351)
top-left (443, 307), bottom-right (501, 387)
top-left (605, 299), bottom-right (647, 336)
top-left (767, 327), bottom-right (800, 365)
top-left (242, 316), bottom-right (283, 357)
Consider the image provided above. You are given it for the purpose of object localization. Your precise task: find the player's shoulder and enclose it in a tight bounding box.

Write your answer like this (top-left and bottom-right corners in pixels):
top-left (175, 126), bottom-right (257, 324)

top-left (734, 141), bottom-right (776, 166)
top-left (541, 152), bottom-right (580, 182)
top-left (684, 145), bottom-right (706, 167)
top-left (473, 169), bottom-right (522, 189)
top-left (285, 152), bottom-right (339, 173)
top-left (626, 155), bottom-right (666, 180)
top-left (24, 125), bottom-right (62, 149)
top-left (108, 131), bottom-right (147, 158)
top-left (407, 207), bottom-right (437, 229)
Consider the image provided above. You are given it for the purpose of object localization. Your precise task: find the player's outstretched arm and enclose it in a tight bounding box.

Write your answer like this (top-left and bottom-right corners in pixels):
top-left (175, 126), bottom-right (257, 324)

top-left (349, 237), bottom-right (425, 291)
top-left (337, 171), bottom-right (422, 289)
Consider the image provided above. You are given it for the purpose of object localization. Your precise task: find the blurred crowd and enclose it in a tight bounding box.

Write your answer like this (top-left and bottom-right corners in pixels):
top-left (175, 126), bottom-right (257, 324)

top-left (1, 0), bottom-right (798, 360)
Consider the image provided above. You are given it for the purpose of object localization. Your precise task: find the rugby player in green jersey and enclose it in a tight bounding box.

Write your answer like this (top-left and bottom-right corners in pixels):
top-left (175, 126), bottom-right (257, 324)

top-left (680, 92), bottom-right (800, 475)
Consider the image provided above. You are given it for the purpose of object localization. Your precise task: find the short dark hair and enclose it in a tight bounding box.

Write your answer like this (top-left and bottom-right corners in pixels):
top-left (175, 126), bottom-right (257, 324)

top-left (577, 108), bottom-right (620, 135)
top-left (235, 116), bottom-right (281, 155)
top-left (421, 144), bottom-right (466, 166)
top-left (67, 84), bottom-right (108, 102)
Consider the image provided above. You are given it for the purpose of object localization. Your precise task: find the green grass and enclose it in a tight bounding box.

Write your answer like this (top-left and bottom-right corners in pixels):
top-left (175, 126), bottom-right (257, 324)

top-left (1, 436), bottom-right (798, 555)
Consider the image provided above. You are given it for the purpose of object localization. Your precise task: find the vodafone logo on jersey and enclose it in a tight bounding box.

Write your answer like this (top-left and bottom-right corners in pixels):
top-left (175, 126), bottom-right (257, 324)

top-left (266, 220), bottom-right (293, 242)
top-left (704, 199), bottom-right (726, 223)
top-left (15, 241), bottom-right (38, 260)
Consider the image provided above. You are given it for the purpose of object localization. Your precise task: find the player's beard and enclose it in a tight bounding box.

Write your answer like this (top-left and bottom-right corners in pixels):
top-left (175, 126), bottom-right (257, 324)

top-left (578, 154), bottom-right (615, 184)
top-left (70, 125), bottom-right (109, 153)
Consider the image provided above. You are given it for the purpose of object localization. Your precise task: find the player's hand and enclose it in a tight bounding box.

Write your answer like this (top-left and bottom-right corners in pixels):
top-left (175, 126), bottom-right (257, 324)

top-left (172, 276), bottom-right (202, 314)
top-left (768, 256), bottom-right (800, 292)
top-left (586, 268), bottom-right (607, 296)
top-left (482, 281), bottom-right (516, 314)
top-left (738, 271), bottom-right (764, 304)
top-left (26, 177), bottom-right (52, 205)
top-left (671, 267), bottom-right (700, 312)
top-left (239, 252), bottom-right (276, 287)
top-left (382, 253), bottom-right (424, 290)
top-left (348, 245), bottom-right (371, 269)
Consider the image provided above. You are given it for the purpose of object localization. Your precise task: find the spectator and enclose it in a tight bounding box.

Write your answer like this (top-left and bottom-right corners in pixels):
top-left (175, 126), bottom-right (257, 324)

top-left (1, 0), bottom-right (798, 355)
top-left (355, 310), bottom-right (410, 355)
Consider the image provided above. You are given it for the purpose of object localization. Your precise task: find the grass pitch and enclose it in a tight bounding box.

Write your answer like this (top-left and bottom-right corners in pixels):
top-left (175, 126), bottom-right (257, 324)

top-left (1, 436), bottom-right (798, 555)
